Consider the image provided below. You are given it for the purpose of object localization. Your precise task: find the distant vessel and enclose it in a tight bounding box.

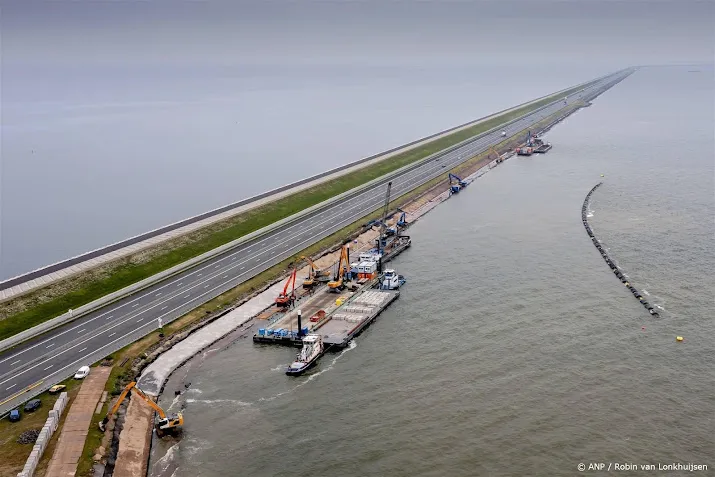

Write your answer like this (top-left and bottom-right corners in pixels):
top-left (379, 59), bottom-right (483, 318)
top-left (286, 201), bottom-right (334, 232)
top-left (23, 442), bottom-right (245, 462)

top-left (285, 334), bottom-right (324, 376)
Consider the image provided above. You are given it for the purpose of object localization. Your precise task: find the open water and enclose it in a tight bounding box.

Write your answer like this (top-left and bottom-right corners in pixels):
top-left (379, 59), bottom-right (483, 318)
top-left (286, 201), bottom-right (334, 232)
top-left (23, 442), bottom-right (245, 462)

top-left (148, 66), bottom-right (714, 477)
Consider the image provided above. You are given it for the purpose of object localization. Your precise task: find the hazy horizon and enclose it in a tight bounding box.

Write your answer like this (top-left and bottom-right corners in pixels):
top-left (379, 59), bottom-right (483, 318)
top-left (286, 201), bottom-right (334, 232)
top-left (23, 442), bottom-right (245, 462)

top-left (1, 0), bottom-right (713, 279)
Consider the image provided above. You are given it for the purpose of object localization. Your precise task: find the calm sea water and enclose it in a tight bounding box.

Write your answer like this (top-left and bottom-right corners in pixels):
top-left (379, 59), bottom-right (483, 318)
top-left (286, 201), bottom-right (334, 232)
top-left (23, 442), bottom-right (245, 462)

top-left (2, 64), bottom-right (607, 279)
top-left (147, 66), bottom-right (715, 477)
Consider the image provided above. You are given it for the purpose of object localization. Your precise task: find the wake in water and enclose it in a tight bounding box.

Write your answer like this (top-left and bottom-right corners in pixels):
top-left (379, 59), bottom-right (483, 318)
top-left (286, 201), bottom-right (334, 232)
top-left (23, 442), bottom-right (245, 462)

top-left (258, 340), bottom-right (358, 403)
top-left (185, 398), bottom-right (252, 406)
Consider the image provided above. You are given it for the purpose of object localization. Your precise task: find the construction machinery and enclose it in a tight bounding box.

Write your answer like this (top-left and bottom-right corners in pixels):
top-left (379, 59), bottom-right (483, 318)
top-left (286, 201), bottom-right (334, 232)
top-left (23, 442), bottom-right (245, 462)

top-left (489, 146), bottom-right (504, 164)
top-left (301, 256), bottom-right (330, 288)
top-left (396, 209), bottom-right (408, 228)
top-left (327, 245), bottom-right (350, 292)
top-left (448, 173), bottom-right (467, 195)
top-left (99, 381), bottom-right (183, 437)
top-left (276, 269), bottom-right (298, 307)
top-left (516, 131), bottom-right (535, 156)
top-left (385, 208), bottom-right (407, 236)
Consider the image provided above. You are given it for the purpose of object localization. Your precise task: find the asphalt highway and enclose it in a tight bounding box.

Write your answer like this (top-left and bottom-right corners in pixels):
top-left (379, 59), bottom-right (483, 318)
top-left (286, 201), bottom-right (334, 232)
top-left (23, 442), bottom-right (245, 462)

top-left (0, 70), bottom-right (632, 409)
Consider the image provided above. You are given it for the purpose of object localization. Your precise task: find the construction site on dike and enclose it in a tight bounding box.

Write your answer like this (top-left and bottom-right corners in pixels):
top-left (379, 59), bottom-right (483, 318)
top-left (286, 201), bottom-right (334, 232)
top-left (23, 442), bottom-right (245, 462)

top-left (0, 70), bottom-right (631, 477)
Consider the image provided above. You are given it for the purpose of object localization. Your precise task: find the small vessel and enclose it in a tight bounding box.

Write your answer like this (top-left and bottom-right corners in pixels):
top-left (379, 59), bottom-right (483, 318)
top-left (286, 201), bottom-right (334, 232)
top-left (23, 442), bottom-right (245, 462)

top-left (286, 334), bottom-right (324, 376)
top-left (381, 269), bottom-right (406, 290)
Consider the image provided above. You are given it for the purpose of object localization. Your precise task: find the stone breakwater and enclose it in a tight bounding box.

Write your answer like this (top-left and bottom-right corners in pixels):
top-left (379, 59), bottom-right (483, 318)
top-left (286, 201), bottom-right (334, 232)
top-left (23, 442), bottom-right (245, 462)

top-left (582, 182), bottom-right (660, 318)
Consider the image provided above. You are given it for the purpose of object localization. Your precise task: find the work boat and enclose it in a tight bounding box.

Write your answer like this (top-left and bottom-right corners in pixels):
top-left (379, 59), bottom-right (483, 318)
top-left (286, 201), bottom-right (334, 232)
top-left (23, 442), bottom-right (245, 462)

top-left (381, 269), bottom-right (406, 290)
top-left (286, 334), bottom-right (324, 376)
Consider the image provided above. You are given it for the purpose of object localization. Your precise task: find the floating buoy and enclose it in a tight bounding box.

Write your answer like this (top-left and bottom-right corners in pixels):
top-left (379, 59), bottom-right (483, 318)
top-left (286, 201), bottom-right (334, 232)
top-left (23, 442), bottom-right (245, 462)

top-left (600, 174), bottom-right (605, 177)
top-left (641, 326), bottom-right (646, 331)
top-left (676, 336), bottom-right (684, 342)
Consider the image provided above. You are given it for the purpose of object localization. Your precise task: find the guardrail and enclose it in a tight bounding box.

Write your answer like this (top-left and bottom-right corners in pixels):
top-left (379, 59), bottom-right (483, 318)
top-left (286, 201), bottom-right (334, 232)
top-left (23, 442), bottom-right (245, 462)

top-left (0, 75), bottom-right (603, 294)
top-left (0, 71), bottom-right (629, 355)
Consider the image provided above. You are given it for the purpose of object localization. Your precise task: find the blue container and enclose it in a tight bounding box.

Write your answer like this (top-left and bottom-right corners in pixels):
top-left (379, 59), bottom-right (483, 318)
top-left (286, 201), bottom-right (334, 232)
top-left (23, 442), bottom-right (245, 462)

top-left (258, 329), bottom-right (265, 336)
top-left (302, 327), bottom-right (309, 335)
top-left (266, 329), bottom-right (274, 336)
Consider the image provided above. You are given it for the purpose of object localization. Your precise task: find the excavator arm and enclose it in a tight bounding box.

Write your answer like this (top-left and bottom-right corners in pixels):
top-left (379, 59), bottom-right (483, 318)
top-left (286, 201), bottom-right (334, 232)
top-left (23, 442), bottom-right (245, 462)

top-left (99, 381), bottom-right (182, 435)
top-left (327, 246), bottom-right (349, 290)
top-left (100, 382), bottom-right (136, 431)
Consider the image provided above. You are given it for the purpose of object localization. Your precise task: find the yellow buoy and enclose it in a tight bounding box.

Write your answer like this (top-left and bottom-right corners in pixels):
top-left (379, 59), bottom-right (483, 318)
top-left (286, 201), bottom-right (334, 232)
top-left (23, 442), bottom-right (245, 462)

top-left (676, 336), bottom-right (684, 342)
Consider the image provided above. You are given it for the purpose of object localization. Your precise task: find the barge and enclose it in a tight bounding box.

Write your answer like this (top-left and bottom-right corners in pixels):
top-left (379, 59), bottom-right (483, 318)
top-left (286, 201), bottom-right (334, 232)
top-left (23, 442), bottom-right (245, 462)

top-left (320, 289), bottom-right (400, 348)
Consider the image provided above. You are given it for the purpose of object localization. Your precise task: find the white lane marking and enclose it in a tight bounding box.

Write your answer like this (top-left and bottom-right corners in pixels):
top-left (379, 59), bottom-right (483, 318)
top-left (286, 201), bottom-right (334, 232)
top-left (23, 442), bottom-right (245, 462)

top-left (44, 365), bottom-right (53, 370)
top-left (240, 266), bottom-right (245, 270)
top-left (0, 92), bottom-right (584, 371)
top-left (46, 343), bottom-right (55, 349)
top-left (198, 273), bottom-right (202, 277)
top-left (108, 333), bottom-right (116, 338)
top-left (11, 360), bottom-right (21, 366)
top-left (223, 275), bottom-right (228, 279)
top-left (161, 306), bottom-right (168, 311)
top-left (6, 384), bottom-right (16, 390)
top-left (231, 257), bottom-right (236, 260)
top-left (204, 285), bottom-right (210, 288)
top-left (78, 329), bottom-right (86, 334)
top-left (177, 283), bottom-right (183, 286)
top-left (215, 265), bottom-right (220, 268)
top-left (137, 318), bottom-right (144, 323)
top-left (0, 88), bottom-right (599, 388)
top-left (132, 303), bottom-right (139, 307)
top-left (79, 347), bottom-right (87, 353)
top-left (156, 292), bottom-right (162, 296)
top-left (184, 294), bottom-right (190, 298)
top-left (106, 315), bottom-right (114, 320)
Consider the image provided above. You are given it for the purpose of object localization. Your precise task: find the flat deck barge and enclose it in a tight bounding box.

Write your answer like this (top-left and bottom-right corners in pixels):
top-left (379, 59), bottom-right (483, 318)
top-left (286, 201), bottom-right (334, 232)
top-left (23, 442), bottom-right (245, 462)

top-left (319, 289), bottom-right (400, 348)
top-left (533, 143), bottom-right (552, 153)
top-left (252, 235), bottom-right (410, 347)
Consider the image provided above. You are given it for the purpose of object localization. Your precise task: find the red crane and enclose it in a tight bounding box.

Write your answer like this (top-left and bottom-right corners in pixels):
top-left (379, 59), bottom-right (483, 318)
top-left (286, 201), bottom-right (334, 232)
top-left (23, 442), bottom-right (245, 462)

top-left (275, 269), bottom-right (298, 308)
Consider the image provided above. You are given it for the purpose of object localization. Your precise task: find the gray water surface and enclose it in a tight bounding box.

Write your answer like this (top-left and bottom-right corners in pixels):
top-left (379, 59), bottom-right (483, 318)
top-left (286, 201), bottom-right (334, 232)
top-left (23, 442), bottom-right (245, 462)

top-left (147, 66), bottom-right (714, 477)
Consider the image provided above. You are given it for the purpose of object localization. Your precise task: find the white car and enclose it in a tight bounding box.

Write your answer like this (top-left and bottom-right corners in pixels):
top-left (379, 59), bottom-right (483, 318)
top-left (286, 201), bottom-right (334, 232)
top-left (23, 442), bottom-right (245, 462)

top-left (74, 366), bottom-right (90, 379)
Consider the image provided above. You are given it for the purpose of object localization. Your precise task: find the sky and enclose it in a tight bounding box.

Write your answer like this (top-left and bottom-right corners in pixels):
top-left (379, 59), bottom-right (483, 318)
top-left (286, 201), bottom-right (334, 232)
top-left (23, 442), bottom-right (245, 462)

top-left (3, 0), bottom-right (714, 69)
top-left (1, 0), bottom-right (713, 279)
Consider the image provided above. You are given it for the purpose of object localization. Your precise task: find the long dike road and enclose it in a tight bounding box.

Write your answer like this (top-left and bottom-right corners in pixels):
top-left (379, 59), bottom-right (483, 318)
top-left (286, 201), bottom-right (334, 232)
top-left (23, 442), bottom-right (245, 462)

top-left (0, 70), bottom-right (633, 413)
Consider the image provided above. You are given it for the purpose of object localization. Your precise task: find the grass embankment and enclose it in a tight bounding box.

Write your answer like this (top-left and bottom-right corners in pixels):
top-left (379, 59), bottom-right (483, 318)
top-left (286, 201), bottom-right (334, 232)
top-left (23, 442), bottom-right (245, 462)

top-left (0, 376), bottom-right (84, 477)
top-left (0, 81), bottom-right (594, 341)
top-left (4, 101), bottom-right (584, 477)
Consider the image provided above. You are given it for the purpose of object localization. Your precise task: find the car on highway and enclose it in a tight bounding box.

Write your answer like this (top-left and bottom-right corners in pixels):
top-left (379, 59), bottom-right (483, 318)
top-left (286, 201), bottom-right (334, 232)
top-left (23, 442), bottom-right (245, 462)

top-left (24, 399), bottom-right (41, 413)
top-left (49, 384), bottom-right (66, 394)
top-left (74, 366), bottom-right (90, 379)
top-left (9, 409), bottom-right (21, 422)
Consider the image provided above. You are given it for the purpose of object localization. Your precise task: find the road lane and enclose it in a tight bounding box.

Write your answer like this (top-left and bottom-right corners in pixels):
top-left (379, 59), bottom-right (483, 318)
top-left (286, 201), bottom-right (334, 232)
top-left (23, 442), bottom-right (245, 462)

top-left (0, 71), bottom-right (632, 408)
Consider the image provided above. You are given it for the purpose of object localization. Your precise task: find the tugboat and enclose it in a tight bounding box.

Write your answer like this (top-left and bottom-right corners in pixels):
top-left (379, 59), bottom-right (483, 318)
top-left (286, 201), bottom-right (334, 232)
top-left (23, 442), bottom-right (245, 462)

top-left (285, 334), bottom-right (324, 376)
top-left (380, 269), bottom-right (406, 290)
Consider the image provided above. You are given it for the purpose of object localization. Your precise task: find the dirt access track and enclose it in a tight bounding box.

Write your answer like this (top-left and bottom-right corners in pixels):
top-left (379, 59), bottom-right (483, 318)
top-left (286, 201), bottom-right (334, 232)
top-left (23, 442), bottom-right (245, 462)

top-left (45, 367), bottom-right (111, 477)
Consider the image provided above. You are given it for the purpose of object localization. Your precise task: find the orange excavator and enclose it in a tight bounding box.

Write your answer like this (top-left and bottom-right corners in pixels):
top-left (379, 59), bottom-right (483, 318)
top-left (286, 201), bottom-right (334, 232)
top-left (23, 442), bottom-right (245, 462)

top-left (301, 256), bottom-right (330, 288)
top-left (327, 246), bottom-right (349, 292)
top-left (98, 381), bottom-right (183, 437)
top-left (276, 268), bottom-right (298, 307)
top-left (489, 146), bottom-right (504, 164)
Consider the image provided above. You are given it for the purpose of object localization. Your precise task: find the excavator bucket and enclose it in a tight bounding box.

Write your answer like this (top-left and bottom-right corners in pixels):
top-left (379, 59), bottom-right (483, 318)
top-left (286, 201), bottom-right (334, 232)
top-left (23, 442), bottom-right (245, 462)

top-left (98, 417), bottom-right (109, 432)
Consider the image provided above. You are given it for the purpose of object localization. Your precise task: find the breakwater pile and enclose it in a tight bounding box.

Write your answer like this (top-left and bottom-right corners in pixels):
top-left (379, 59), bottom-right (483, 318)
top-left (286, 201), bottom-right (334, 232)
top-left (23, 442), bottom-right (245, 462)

top-left (582, 182), bottom-right (659, 317)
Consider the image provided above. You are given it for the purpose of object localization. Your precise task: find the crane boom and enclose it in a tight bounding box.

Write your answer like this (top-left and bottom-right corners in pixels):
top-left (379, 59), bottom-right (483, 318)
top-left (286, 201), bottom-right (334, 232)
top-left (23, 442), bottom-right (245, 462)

top-left (377, 182), bottom-right (392, 254)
